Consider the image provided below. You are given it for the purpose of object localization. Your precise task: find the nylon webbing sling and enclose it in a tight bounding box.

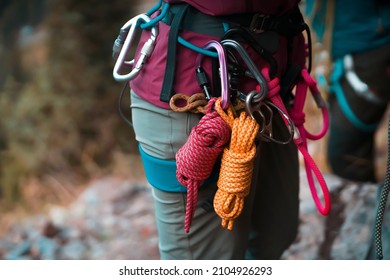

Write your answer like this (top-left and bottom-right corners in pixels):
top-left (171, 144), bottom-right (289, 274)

top-left (160, 4), bottom-right (190, 102)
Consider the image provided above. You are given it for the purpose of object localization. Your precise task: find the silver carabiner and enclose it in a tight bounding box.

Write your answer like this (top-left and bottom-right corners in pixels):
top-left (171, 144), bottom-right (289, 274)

top-left (113, 14), bottom-right (158, 82)
top-left (221, 39), bottom-right (268, 103)
top-left (245, 91), bottom-right (295, 144)
top-left (196, 40), bottom-right (230, 109)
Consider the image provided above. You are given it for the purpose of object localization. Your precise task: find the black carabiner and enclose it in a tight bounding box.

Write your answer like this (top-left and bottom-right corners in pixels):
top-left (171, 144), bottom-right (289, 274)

top-left (221, 39), bottom-right (268, 104)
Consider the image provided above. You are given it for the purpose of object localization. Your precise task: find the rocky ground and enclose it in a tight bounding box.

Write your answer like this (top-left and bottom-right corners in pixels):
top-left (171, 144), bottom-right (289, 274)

top-left (0, 176), bottom-right (159, 260)
top-left (0, 163), bottom-right (389, 260)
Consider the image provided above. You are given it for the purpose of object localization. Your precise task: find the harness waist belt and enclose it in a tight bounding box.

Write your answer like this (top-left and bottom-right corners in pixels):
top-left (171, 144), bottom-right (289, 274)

top-left (161, 4), bottom-right (306, 37)
top-left (221, 5), bottom-right (306, 36)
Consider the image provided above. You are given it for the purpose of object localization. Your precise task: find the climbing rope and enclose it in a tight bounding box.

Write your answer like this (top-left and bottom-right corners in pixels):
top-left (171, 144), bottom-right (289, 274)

top-left (261, 66), bottom-right (331, 215)
top-left (169, 93), bottom-right (208, 114)
top-left (213, 100), bottom-right (259, 230)
top-left (374, 115), bottom-right (390, 260)
top-left (175, 98), bottom-right (231, 233)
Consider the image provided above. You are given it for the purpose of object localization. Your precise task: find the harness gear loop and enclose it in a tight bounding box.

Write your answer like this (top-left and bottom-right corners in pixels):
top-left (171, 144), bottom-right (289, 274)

top-left (175, 98), bottom-right (231, 233)
top-left (213, 100), bottom-right (259, 230)
top-left (113, 14), bottom-right (158, 82)
top-left (261, 66), bottom-right (331, 215)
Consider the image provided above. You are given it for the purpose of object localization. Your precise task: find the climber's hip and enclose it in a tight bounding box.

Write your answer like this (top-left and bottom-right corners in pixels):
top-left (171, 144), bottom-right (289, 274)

top-left (131, 89), bottom-right (201, 159)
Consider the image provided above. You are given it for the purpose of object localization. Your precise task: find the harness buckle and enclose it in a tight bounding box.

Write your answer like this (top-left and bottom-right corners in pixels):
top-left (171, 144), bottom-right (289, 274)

top-left (113, 14), bottom-right (158, 82)
top-left (249, 14), bottom-right (270, 33)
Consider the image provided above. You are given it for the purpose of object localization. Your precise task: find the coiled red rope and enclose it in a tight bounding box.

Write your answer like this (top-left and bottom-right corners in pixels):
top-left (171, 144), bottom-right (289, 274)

top-left (175, 98), bottom-right (231, 232)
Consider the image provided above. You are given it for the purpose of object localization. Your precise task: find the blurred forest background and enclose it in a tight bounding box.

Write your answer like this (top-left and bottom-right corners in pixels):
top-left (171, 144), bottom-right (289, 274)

top-left (0, 0), bottom-right (388, 260)
top-left (0, 0), bottom-right (151, 224)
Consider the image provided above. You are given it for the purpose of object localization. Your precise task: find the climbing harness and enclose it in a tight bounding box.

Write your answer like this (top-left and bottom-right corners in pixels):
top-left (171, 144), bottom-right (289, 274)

top-left (344, 55), bottom-right (383, 105)
top-left (330, 58), bottom-right (379, 133)
top-left (374, 115), bottom-right (390, 260)
top-left (222, 26), bottom-right (278, 78)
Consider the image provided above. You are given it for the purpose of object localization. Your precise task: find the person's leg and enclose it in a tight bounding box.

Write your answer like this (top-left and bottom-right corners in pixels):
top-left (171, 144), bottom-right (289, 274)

top-left (152, 183), bottom-right (251, 259)
top-left (131, 90), bottom-right (251, 259)
top-left (245, 113), bottom-right (300, 259)
top-left (327, 44), bottom-right (390, 182)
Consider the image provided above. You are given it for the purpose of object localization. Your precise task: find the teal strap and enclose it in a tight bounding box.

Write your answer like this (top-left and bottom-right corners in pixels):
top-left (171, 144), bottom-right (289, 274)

top-left (330, 59), bottom-right (378, 133)
top-left (141, 3), bottom-right (170, 29)
top-left (138, 145), bottom-right (219, 193)
top-left (177, 36), bottom-right (218, 57)
top-left (145, 0), bottom-right (163, 16)
top-left (141, 2), bottom-right (221, 59)
top-left (138, 145), bottom-right (187, 193)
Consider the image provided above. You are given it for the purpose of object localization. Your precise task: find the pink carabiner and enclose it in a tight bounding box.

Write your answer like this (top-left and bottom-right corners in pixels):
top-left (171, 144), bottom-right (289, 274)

top-left (196, 40), bottom-right (230, 109)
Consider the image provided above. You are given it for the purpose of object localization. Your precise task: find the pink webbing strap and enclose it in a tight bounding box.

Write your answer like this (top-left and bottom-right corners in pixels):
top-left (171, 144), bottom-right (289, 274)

top-left (175, 98), bottom-right (231, 232)
top-left (261, 67), bottom-right (331, 215)
top-left (294, 69), bottom-right (329, 140)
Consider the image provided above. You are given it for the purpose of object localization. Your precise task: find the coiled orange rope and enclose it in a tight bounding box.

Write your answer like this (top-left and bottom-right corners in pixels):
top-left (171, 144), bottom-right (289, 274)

top-left (214, 102), bottom-right (259, 230)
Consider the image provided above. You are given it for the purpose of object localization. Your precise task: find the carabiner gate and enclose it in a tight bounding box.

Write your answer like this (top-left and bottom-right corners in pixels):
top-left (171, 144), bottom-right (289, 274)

top-left (196, 40), bottom-right (230, 109)
top-left (113, 14), bottom-right (158, 82)
top-left (221, 39), bottom-right (268, 103)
